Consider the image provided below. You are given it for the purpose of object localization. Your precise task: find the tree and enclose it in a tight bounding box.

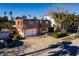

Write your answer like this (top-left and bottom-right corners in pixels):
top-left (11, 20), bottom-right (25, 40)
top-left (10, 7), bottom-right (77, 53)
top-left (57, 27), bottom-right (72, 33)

top-left (4, 12), bottom-right (6, 16)
top-left (48, 4), bottom-right (79, 32)
top-left (33, 16), bottom-right (38, 20)
top-left (0, 16), bottom-right (3, 22)
top-left (2, 16), bottom-right (8, 21)
top-left (22, 15), bottom-right (27, 19)
top-left (28, 15), bottom-right (31, 19)
top-left (47, 5), bottom-right (78, 32)
top-left (15, 16), bottom-right (22, 20)
top-left (0, 16), bottom-right (8, 22)
top-left (51, 12), bottom-right (77, 32)
top-left (9, 11), bottom-right (13, 20)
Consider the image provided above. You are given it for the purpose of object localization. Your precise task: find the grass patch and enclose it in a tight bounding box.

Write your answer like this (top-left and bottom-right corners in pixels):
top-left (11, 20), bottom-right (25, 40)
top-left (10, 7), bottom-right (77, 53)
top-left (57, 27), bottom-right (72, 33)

top-left (49, 31), bottom-right (69, 38)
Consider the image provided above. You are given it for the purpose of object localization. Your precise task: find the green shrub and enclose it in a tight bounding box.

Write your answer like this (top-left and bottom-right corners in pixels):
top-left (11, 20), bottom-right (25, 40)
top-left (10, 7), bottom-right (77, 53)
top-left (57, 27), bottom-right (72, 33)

top-left (13, 34), bottom-right (25, 40)
top-left (16, 35), bottom-right (21, 40)
top-left (48, 32), bottom-right (57, 38)
top-left (56, 31), bottom-right (68, 38)
top-left (49, 31), bottom-right (69, 38)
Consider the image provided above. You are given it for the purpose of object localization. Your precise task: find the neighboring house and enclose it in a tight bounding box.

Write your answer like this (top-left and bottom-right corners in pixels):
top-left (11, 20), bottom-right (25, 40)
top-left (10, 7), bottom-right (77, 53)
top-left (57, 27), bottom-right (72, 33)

top-left (15, 18), bottom-right (50, 37)
top-left (43, 15), bottom-right (56, 27)
top-left (43, 15), bottom-right (57, 31)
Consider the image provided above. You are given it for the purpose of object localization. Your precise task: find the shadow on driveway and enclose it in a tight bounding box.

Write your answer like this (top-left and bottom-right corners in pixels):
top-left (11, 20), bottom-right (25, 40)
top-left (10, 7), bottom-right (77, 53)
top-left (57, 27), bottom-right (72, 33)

top-left (48, 41), bottom-right (79, 56)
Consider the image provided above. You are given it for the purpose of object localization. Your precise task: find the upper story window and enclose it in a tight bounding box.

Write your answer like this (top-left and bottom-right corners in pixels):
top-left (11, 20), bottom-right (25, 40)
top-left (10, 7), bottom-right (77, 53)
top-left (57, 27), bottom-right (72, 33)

top-left (17, 21), bottom-right (23, 26)
top-left (36, 21), bottom-right (39, 23)
top-left (26, 21), bottom-right (32, 26)
top-left (17, 21), bottom-right (19, 25)
top-left (20, 21), bottom-right (22, 25)
top-left (46, 21), bottom-right (48, 24)
top-left (31, 21), bottom-right (34, 25)
top-left (40, 20), bottom-right (42, 24)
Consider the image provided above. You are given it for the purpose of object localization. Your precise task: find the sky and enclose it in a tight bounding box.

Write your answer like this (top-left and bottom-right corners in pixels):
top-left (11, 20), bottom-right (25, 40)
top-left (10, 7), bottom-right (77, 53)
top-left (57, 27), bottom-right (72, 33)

top-left (0, 3), bottom-right (79, 19)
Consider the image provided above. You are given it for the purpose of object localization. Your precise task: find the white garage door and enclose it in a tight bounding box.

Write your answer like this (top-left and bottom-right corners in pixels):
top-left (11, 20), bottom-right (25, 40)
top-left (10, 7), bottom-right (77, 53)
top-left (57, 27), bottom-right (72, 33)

top-left (25, 29), bottom-right (37, 36)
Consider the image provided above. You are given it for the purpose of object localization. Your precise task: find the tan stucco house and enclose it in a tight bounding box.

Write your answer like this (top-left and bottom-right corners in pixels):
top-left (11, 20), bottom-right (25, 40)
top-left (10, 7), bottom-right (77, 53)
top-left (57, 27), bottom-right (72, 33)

top-left (15, 18), bottom-right (50, 37)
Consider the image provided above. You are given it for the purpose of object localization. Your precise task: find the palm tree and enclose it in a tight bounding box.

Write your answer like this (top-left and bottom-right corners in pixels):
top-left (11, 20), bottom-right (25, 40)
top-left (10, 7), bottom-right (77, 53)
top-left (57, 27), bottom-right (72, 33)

top-left (9, 11), bottom-right (13, 20)
top-left (4, 12), bottom-right (6, 16)
top-left (22, 15), bottom-right (27, 19)
top-left (28, 15), bottom-right (31, 19)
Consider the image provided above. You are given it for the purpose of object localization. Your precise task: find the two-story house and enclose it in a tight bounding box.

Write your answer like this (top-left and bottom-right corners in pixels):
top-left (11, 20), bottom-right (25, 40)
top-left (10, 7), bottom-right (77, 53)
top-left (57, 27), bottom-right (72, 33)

top-left (15, 18), bottom-right (50, 37)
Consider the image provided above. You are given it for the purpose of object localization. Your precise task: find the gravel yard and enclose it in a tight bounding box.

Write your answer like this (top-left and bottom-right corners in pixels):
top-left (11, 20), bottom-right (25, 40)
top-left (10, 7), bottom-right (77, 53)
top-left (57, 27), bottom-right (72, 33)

top-left (0, 35), bottom-right (62, 56)
top-left (1, 35), bottom-right (79, 56)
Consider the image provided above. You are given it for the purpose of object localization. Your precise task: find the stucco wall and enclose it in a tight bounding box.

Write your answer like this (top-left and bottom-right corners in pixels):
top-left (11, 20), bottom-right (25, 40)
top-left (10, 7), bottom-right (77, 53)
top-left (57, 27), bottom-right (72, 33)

top-left (43, 16), bottom-right (56, 27)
